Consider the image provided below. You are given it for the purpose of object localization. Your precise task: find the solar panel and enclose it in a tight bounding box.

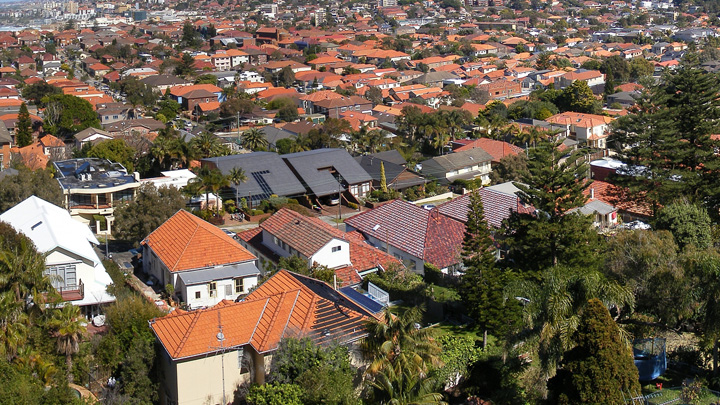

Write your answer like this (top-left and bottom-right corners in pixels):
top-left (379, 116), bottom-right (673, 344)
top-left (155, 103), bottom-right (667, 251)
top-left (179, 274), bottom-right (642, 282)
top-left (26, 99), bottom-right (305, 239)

top-left (251, 170), bottom-right (272, 200)
top-left (340, 287), bottom-right (385, 314)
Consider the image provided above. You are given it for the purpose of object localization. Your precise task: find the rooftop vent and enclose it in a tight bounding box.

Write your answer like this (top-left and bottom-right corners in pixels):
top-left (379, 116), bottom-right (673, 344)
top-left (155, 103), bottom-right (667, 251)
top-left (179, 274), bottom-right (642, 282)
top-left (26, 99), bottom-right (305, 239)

top-left (372, 224), bottom-right (380, 231)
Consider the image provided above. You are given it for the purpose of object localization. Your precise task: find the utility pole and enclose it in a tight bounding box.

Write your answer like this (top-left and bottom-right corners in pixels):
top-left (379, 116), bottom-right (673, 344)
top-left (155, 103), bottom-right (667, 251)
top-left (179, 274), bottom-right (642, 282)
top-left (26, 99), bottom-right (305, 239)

top-left (237, 111), bottom-right (241, 150)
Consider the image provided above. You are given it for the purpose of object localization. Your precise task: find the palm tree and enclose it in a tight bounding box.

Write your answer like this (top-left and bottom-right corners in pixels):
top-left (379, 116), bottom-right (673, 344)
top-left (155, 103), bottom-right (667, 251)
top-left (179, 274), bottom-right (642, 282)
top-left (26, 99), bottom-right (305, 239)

top-left (363, 306), bottom-right (442, 374)
top-left (228, 167), bottom-right (247, 209)
top-left (242, 128), bottom-right (268, 151)
top-left (191, 167), bottom-right (230, 215)
top-left (363, 306), bottom-right (445, 405)
top-left (506, 266), bottom-right (634, 378)
top-left (288, 134), bottom-right (311, 153)
top-left (368, 352), bottom-right (447, 405)
top-left (48, 304), bottom-right (86, 383)
top-left (191, 131), bottom-right (222, 158)
top-left (432, 129), bottom-right (450, 155)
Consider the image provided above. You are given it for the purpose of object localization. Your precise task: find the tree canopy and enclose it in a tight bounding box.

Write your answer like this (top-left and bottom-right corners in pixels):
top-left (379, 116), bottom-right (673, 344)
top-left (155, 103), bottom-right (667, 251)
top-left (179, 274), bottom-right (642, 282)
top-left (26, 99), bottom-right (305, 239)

top-left (112, 183), bottom-right (187, 244)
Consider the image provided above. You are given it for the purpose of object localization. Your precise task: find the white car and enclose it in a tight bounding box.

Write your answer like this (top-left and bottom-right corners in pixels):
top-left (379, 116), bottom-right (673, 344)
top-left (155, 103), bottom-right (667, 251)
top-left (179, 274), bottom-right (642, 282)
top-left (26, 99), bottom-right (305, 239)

top-left (221, 228), bottom-right (237, 239)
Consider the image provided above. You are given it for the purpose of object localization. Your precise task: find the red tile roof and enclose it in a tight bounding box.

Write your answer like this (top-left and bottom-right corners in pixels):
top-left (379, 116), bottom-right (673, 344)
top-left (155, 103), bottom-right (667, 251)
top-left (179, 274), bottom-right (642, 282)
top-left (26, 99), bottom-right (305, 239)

top-left (452, 138), bottom-right (524, 163)
top-left (344, 200), bottom-right (466, 269)
top-left (260, 208), bottom-right (345, 258)
top-left (142, 210), bottom-right (256, 272)
top-left (437, 188), bottom-right (534, 228)
top-left (150, 270), bottom-right (374, 360)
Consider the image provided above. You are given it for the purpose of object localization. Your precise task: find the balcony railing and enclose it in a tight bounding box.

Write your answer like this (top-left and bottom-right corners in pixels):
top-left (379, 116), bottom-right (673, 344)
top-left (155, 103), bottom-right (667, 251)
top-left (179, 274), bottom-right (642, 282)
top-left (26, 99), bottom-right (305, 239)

top-left (57, 279), bottom-right (84, 302)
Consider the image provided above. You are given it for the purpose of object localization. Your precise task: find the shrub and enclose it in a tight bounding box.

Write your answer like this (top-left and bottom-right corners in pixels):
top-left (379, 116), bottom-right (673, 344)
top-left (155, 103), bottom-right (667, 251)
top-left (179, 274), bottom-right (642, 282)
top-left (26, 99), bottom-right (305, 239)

top-left (250, 209), bottom-right (265, 216)
top-left (348, 202), bottom-right (358, 210)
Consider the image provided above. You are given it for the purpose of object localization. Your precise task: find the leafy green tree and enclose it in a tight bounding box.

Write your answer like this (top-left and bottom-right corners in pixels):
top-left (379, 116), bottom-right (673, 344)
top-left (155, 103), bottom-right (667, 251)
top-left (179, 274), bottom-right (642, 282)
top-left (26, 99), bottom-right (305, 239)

top-left (175, 52), bottom-right (196, 77)
top-left (489, 153), bottom-right (527, 184)
top-left (21, 81), bottom-right (62, 107)
top-left (655, 201), bottom-right (712, 250)
top-left (112, 183), bottom-right (186, 244)
top-left (0, 166), bottom-right (63, 213)
top-left (460, 189), bottom-right (521, 340)
top-left (157, 98), bottom-right (181, 121)
top-left (247, 383), bottom-right (304, 405)
top-left (366, 86), bottom-right (383, 105)
top-left (48, 304), bottom-right (86, 383)
top-left (629, 57), bottom-right (654, 81)
top-left (536, 52), bottom-right (552, 70)
top-left (604, 66), bottom-right (616, 97)
top-left (601, 55), bottom-right (630, 84)
top-left (16, 102), bottom-right (32, 147)
top-left (435, 334), bottom-right (482, 387)
top-left (547, 298), bottom-right (640, 404)
top-left (269, 338), bottom-right (357, 405)
top-left (611, 67), bottom-right (720, 216)
top-left (194, 73), bottom-right (218, 85)
top-left (87, 139), bottom-right (137, 172)
top-left (181, 21), bottom-right (201, 48)
top-left (558, 80), bottom-right (600, 114)
top-left (98, 294), bottom-right (162, 402)
top-left (605, 230), bottom-right (692, 326)
top-left (43, 94), bottom-right (101, 139)
top-left (190, 167), bottom-right (229, 215)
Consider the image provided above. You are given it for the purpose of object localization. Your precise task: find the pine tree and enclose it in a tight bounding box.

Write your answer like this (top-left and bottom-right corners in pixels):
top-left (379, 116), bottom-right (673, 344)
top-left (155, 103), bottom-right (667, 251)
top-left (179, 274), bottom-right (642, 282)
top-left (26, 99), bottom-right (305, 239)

top-left (503, 136), bottom-right (602, 272)
top-left (16, 102), bottom-right (32, 147)
top-left (604, 66), bottom-right (616, 97)
top-left (460, 189), bottom-right (520, 341)
top-left (611, 66), bottom-right (720, 217)
top-left (548, 298), bottom-right (641, 405)
top-left (379, 161), bottom-right (388, 193)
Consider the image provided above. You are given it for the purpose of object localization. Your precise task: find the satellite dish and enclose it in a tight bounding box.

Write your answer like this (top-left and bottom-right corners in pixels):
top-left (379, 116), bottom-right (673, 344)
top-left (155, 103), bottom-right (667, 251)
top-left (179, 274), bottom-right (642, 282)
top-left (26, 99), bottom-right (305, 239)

top-left (217, 332), bottom-right (225, 341)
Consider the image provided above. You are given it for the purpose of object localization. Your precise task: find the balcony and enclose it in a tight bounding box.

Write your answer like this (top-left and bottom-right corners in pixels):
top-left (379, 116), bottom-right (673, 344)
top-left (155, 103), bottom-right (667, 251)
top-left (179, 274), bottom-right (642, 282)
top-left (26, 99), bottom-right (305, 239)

top-left (57, 279), bottom-right (84, 302)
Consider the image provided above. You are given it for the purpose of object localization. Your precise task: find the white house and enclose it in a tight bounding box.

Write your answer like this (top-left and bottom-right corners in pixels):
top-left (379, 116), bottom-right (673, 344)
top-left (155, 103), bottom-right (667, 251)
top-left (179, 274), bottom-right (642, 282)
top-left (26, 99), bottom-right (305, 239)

top-left (545, 112), bottom-right (615, 150)
top-left (141, 210), bottom-right (260, 309)
top-left (0, 196), bottom-right (115, 318)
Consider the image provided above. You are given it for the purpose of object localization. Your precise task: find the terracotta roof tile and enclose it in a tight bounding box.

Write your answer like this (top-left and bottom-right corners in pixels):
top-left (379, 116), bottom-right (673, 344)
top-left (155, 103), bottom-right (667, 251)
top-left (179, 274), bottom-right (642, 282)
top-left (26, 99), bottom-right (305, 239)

top-left (142, 210), bottom-right (256, 272)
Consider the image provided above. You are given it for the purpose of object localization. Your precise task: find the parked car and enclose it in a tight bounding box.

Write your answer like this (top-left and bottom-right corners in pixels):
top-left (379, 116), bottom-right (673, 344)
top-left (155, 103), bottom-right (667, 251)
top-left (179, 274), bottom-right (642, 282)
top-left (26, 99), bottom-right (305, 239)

top-left (221, 228), bottom-right (237, 239)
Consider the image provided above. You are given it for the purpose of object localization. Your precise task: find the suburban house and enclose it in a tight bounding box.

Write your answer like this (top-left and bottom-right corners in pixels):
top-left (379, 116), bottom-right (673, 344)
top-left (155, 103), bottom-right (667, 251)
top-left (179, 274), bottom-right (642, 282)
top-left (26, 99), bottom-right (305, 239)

top-left (311, 95), bottom-right (373, 118)
top-left (554, 70), bottom-right (605, 92)
top-left (545, 112), bottom-right (614, 150)
top-left (201, 152), bottom-right (307, 207)
top-left (73, 127), bottom-right (114, 148)
top-left (141, 210), bottom-right (261, 309)
top-left (238, 208), bottom-right (400, 286)
top-left (53, 158), bottom-right (141, 235)
top-left (0, 196), bottom-right (115, 318)
top-left (354, 154), bottom-right (426, 192)
top-left (420, 148), bottom-right (494, 185)
top-left (437, 182), bottom-right (535, 228)
top-left (344, 200), bottom-right (466, 274)
top-left (149, 269), bottom-right (376, 405)
top-left (282, 148), bottom-right (373, 202)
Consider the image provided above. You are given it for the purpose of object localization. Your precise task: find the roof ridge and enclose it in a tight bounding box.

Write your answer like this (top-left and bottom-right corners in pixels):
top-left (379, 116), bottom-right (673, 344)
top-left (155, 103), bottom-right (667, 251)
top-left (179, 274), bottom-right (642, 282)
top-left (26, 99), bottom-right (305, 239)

top-left (258, 290), bottom-right (289, 350)
top-left (171, 214), bottom-right (201, 271)
top-left (173, 311), bottom-right (202, 358)
top-left (276, 290), bottom-right (302, 347)
top-left (249, 296), bottom-right (272, 344)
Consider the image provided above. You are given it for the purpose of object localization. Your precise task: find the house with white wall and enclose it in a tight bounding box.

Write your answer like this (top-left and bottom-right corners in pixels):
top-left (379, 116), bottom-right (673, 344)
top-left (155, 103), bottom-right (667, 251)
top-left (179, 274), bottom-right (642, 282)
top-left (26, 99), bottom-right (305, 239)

top-left (0, 196), bottom-right (115, 318)
top-left (238, 208), bottom-right (400, 287)
top-left (545, 112), bottom-right (614, 150)
top-left (141, 210), bottom-right (260, 309)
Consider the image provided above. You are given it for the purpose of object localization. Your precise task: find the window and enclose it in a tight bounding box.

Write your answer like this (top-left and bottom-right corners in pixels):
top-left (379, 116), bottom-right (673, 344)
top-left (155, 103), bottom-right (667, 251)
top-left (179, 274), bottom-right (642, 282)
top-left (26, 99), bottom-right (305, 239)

top-left (46, 264), bottom-right (77, 289)
top-left (195, 291), bottom-right (201, 299)
top-left (209, 282), bottom-right (217, 297)
top-left (235, 278), bottom-right (244, 294)
top-left (332, 246), bottom-right (342, 252)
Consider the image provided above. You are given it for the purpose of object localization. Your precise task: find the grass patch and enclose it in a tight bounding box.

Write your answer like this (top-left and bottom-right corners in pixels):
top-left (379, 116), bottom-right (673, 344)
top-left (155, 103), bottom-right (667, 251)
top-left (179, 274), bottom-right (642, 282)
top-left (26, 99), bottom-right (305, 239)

top-left (644, 387), bottom-right (720, 405)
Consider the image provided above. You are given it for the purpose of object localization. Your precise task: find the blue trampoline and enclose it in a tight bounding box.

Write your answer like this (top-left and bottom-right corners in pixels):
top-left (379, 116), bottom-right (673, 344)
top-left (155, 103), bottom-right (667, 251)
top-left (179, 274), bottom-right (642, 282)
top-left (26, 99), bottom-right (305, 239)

top-left (633, 338), bottom-right (667, 381)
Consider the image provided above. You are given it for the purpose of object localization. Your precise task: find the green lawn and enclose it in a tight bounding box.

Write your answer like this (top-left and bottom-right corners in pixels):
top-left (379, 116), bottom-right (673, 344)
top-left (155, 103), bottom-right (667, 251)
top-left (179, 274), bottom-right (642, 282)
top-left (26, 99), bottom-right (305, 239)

top-left (644, 387), bottom-right (720, 405)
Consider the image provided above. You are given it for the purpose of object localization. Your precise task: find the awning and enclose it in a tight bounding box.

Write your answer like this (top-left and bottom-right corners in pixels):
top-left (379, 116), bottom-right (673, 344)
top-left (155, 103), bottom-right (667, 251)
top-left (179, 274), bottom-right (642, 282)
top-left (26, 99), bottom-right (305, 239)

top-left (178, 262), bottom-right (260, 286)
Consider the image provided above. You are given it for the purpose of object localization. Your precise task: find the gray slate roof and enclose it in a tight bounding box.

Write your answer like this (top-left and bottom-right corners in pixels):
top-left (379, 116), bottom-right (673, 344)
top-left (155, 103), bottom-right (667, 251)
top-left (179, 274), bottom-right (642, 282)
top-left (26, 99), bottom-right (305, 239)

top-left (421, 148), bottom-right (493, 179)
top-left (177, 261), bottom-right (260, 286)
top-left (202, 152), bottom-right (307, 202)
top-left (282, 148), bottom-right (372, 197)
